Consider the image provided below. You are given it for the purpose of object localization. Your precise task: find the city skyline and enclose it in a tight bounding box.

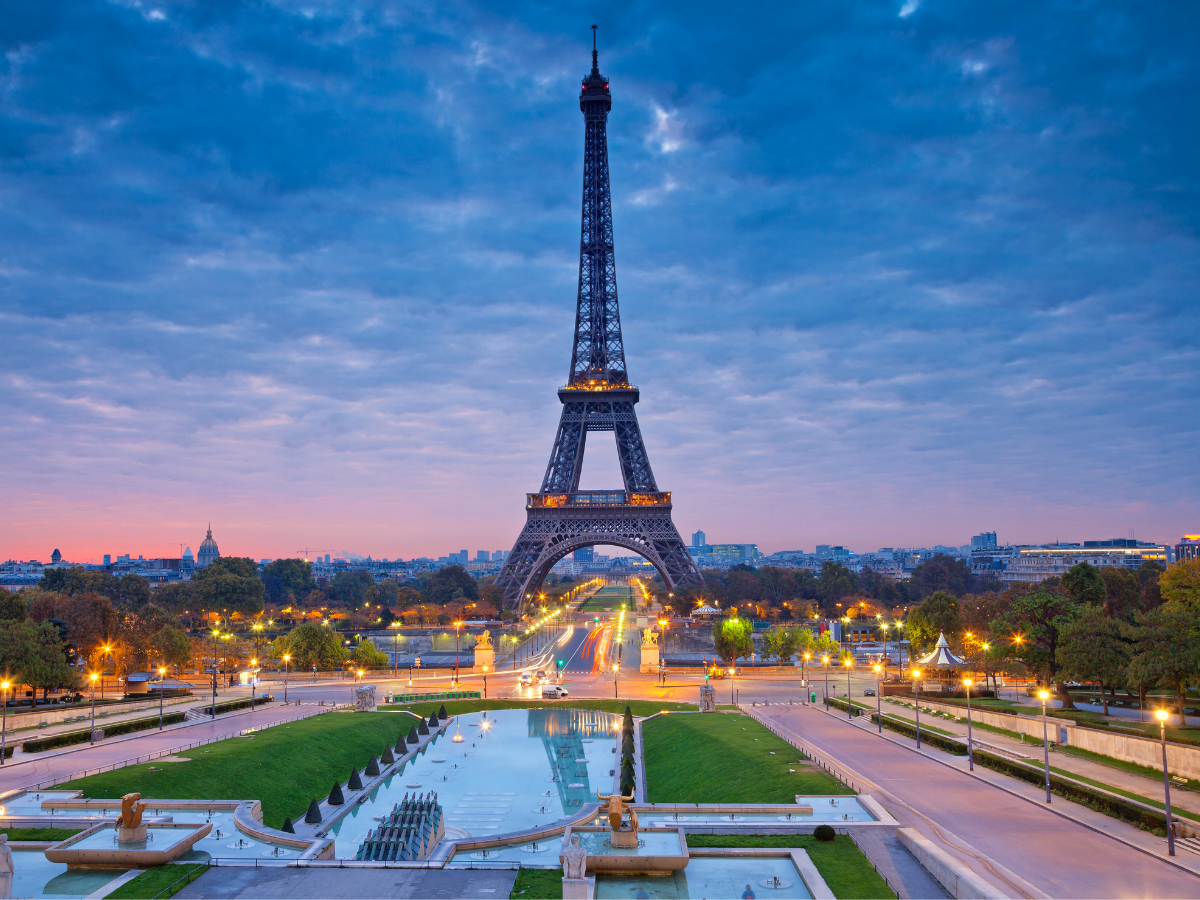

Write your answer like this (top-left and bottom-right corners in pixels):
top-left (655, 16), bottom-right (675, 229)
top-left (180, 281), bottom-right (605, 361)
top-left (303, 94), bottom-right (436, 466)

top-left (2, 3), bottom-right (1197, 561)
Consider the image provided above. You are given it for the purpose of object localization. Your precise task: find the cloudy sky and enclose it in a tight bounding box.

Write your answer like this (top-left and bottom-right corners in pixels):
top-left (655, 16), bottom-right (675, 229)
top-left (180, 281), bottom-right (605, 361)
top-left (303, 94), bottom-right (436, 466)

top-left (1, 1), bottom-right (1197, 563)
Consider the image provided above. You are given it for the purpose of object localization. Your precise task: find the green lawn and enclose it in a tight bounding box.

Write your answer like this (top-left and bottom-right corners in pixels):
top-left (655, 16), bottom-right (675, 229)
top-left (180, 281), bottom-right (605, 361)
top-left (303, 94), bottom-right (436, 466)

top-left (577, 597), bottom-right (630, 612)
top-left (62, 711), bottom-right (419, 828)
top-left (104, 863), bottom-right (208, 899)
top-left (383, 699), bottom-right (698, 718)
top-left (510, 867), bottom-right (563, 899)
top-left (3, 827), bottom-right (80, 842)
top-left (686, 834), bottom-right (895, 899)
top-left (642, 713), bottom-right (852, 802)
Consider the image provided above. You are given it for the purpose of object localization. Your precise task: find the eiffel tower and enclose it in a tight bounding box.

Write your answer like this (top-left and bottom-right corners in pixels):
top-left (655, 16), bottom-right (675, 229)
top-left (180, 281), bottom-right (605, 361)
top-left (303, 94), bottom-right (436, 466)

top-left (495, 29), bottom-right (703, 611)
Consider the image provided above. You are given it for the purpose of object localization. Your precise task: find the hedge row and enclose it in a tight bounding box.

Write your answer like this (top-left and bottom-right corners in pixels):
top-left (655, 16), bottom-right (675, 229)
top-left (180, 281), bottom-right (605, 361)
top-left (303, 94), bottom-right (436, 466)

top-left (105, 711), bottom-right (187, 737)
top-left (23, 709), bottom-right (194, 753)
top-left (23, 729), bottom-right (94, 753)
top-left (826, 697), bottom-right (1174, 835)
top-left (199, 695), bottom-right (272, 716)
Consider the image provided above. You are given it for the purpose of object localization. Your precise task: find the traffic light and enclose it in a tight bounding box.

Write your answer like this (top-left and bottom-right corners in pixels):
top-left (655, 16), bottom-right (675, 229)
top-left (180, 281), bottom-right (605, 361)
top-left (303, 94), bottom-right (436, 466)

top-left (557, 659), bottom-right (564, 668)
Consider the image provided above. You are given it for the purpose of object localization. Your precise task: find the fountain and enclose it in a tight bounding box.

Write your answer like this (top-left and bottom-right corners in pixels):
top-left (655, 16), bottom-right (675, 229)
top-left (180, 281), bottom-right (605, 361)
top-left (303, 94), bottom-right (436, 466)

top-left (44, 791), bottom-right (212, 869)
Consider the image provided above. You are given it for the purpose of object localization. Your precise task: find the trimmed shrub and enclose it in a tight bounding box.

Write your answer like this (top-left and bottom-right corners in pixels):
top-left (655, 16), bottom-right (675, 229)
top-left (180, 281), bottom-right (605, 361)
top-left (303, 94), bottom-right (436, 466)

top-left (199, 695), bottom-right (273, 716)
top-left (814, 824), bottom-right (836, 842)
top-left (305, 799), bottom-right (323, 823)
top-left (408, 726), bottom-right (420, 742)
top-left (620, 754), bottom-right (635, 796)
top-left (428, 713), bottom-right (439, 727)
top-left (23, 729), bottom-right (94, 753)
top-left (348, 767), bottom-right (363, 791)
top-left (417, 720), bottom-right (429, 736)
top-left (104, 712), bottom-right (186, 737)
top-left (395, 734), bottom-right (406, 753)
top-left (621, 732), bottom-right (635, 757)
top-left (329, 781), bottom-right (345, 805)
top-left (281, 817), bottom-right (295, 834)
top-left (437, 704), bottom-right (448, 718)
top-left (365, 756), bottom-right (380, 778)
top-left (382, 746), bottom-right (396, 765)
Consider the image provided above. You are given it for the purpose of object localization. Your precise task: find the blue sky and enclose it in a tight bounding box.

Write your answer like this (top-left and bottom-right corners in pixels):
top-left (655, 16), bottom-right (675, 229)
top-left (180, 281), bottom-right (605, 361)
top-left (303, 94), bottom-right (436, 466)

top-left (1, 1), bottom-right (1197, 561)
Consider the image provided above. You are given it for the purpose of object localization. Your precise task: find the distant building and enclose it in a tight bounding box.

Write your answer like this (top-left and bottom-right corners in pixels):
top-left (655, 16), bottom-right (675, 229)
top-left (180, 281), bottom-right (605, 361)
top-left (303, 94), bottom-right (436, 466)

top-left (476, 550), bottom-right (489, 562)
top-left (197, 524), bottom-right (220, 568)
top-left (50, 548), bottom-right (62, 564)
top-left (815, 545), bottom-right (849, 559)
top-left (574, 547), bottom-right (594, 563)
top-left (491, 550), bottom-right (508, 562)
top-left (1003, 541), bottom-right (1168, 583)
top-left (691, 530), bottom-right (706, 548)
top-left (1176, 535), bottom-right (1200, 563)
top-left (103, 554), bottom-right (112, 566)
top-left (971, 532), bottom-right (998, 551)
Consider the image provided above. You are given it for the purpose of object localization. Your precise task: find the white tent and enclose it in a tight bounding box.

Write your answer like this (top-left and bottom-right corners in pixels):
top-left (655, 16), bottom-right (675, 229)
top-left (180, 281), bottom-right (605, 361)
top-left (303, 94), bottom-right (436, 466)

top-left (916, 632), bottom-right (966, 668)
top-left (692, 604), bottom-right (722, 617)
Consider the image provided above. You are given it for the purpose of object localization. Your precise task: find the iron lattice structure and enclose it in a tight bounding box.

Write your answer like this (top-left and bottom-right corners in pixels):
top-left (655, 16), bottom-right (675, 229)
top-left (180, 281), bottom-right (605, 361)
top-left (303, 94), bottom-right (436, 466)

top-left (496, 33), bottom-right (703, 611)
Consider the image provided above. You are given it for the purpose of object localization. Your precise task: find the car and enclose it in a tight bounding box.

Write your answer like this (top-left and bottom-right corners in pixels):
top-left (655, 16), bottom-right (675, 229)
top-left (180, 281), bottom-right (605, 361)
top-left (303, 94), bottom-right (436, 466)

top-left (535, 670), bottom-right (550, 684)
top-left (519, 672), bottom-right (533, 686)
top-left (863, 688), bottom-right (876, 697)
top-left (542, 684), bottom-right (569, 698)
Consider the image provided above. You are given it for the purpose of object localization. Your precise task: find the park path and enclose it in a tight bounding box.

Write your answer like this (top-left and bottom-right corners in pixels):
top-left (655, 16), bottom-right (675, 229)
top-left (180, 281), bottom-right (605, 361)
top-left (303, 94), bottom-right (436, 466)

top-left (754, 703), bottom-right (1200, 899)
top-left (0, 702), bottom-right (336, 795)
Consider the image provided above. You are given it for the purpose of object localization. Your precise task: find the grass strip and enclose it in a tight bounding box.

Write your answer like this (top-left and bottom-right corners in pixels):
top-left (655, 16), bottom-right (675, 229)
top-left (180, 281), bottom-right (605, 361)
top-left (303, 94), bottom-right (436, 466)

top-left (104, 863), bottom-right (209, 899)
top-left (686, 834), bottom-right (896, 900)
top-left (510, 866), bottom-right (563, 899)
top-left (3, 827), bottom-right (81, 841)
top-left (1043, 763), bottom-right (1200, 825)
top-left (383, 699), bottom-right (697, 718)
top-left (642, 712), bottom-right (852, 802)
top-left (1058, 743), bottom-right (1200, 793)
top-left (62, 711), bottom-right (419, 828)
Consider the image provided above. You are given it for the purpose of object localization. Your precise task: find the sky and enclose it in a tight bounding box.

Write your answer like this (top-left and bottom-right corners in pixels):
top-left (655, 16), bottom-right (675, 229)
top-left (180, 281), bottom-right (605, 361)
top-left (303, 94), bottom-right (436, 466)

top-left (1, 1), bottom-right (1198, 563)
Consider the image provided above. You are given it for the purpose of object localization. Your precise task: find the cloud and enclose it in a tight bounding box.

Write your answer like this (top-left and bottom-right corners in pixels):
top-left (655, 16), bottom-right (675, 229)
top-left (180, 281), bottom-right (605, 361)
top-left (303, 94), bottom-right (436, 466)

top-left (0, 0), bottom-right (1197, 561)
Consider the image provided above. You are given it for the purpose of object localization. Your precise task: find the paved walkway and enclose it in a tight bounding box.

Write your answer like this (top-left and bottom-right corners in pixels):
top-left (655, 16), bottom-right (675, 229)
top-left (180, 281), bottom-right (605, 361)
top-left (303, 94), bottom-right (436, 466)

top-left (175, 866), bottom-right (518, 899)
top-left (754, 703), bottom-right (1200, 899)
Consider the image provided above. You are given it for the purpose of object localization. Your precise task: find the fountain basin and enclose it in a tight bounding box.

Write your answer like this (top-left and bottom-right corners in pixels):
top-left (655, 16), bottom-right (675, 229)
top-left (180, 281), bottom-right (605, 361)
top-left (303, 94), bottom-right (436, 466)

top-left (562, 827), bottom-right (687, 874)
top-left (46, 822), bottom-right (212, 868)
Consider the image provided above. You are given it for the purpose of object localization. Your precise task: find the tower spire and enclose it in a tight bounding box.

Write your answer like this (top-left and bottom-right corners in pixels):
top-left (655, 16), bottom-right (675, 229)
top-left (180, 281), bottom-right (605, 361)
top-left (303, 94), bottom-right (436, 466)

top-left (591, 24), bottom-right (599, 76)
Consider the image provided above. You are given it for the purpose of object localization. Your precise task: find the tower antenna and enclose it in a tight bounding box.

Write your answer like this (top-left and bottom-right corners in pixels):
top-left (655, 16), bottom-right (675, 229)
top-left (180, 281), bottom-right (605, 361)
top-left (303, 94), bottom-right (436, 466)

top-left (591, 24), bottom-right (599, 75)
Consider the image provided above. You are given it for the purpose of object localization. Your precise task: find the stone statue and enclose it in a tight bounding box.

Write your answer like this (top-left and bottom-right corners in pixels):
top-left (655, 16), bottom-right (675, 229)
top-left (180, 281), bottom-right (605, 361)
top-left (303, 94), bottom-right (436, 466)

top-left (562, 833), bottom-right (587, 879)
top-left (0, 834), bottom-right (12, 900)
top-left (116, 793), bottom-right (146, 830)
top-left (700, 684), bottom-right (716, 713)
top-left (640, 630), bottom-right (658, 647)
top-left (476, 630), bottom-right (493, 648)
top-left (354, 685), bottom-right (377, 712)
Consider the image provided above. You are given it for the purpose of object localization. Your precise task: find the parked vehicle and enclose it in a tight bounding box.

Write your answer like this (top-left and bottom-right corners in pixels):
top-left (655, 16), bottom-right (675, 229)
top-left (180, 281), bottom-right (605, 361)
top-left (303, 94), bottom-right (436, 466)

top-left (863, 688), bottom-right (876, 697)
top-left (542, 684), bottom-right (569, 698)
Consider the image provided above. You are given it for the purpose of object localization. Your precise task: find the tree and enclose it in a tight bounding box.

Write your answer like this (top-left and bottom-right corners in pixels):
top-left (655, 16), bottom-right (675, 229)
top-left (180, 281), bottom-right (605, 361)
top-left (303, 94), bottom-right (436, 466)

top-left (192, 557), bottom-right (265, 618)
top-left (0, 594), bottom-right (26, 621)
top-left (261, 559), bottom-right (317, 602)
top-left (990, 586), bottom-right (1081, 706)
top-left (120, 604), bottom-right (174, 672)
top-left (274, 623), bottom-right (345, 670)
top-left (1137, 561), bottom-right (1166, 610)
top-left (1159, 560), bottom-right (1200, 612)
top-left (712, 617), bottom-right (754, 666)
top-left (905, 591), bottom-right (961, 653)
top-left (372, 578), bottom-right (402, 608)
top-left (1056, 607), bottom-right (1132, 714)
top-left (1098, 566), bottom-right (1142, 621)
top-left (28, 591), bottom-right (120, 669)
top-left (425, 566), bottom-right (479, 605)
top-left (1061, 562), bottom-right (1107, 606)
top-left (1126, 605), bottom-right (1200, 717)
top-left (762, 627), bottom-right (799, 665)
top-left (327, 571), bottom-right (375, 608)
top-left (908, 556), bottom-right (973, 601)
top-left (0, 621), bottom-right (77, 704)
top-left (150, 625), bottom-right (192, 671)
top-left (351, 639), bottom-right (389, 669)
top-left (478, 584), bottom-right (504, 616)
top-left (816, 563), bottom-right (858, 606)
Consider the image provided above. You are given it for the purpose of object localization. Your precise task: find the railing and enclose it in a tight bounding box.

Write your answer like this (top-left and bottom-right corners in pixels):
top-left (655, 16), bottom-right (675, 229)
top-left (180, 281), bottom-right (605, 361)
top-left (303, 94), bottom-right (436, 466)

top-left (845, 830), bottom-right (899, 897)
top-left (527, 491), bottom-right (671, 508)
top-left (739, 704), bottom-right (859, 793)
top-left (385, 690), bottom-right (480, 704)
top-left (16, 704), bottom-right (348, 793)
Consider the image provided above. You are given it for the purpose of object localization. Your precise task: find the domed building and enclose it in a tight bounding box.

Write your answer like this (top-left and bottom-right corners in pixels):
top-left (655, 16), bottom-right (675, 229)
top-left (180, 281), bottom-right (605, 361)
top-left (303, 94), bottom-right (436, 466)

top-left (197, 524), bottom-right (220, 568)
top-left (182, 546), bottom-right (195, 573)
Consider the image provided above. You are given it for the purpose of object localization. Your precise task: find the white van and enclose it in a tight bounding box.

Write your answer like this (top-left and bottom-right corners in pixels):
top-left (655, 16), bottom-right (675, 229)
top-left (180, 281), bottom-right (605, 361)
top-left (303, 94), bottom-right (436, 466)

top-left (541, 684), bottom-right (569, 698)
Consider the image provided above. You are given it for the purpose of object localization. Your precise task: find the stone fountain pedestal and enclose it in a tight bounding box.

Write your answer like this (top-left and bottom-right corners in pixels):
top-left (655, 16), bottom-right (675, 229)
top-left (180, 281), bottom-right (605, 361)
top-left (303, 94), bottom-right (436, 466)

top-left (561, 876), bottom-right (596, 899)
top-left (608, 827), bottom-right (638, 848)
top-left (117, 824), bottom-right (147, 843)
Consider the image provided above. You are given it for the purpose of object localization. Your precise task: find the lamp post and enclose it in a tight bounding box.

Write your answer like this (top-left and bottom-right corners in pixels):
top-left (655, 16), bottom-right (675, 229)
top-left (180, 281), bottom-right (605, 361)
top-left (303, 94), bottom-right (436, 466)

top-left (454, 621), bottom-right (462, 686)
top-left (1156, 709), bottom-right (1175, 856)
top-left (730, 667), bottom-right (737, 706)
top-left (1037, 688), bottom-right (1052, 803)
top-left (844, 658), bottom-right (853, 719)
top-left (483, 665), bottom-right (488, 699)
top-left (250, 659), bottom-right (257, 712)
top-left (158, 666), bottom-right (167, 730)
top-left (803, 653), bottom-right (811, 694)
top-left (822, 655), bottom-right (830, 710)
top-left (872, 665), bottom-right (882, 733)
top-left (89, 673), bottom-right (99, 744)
top-left (101, 644), bottom-right (113, 700)
top-left (614, 662), bottom-right (619, 700)
top-left (912, 669), bottom-right (922, 749)
top-left (0, 680), bottom-right (8, 765)
top-left (283, 654), bottom-right (290, 704)
top-left (963, 677), bottom-right (975, 771)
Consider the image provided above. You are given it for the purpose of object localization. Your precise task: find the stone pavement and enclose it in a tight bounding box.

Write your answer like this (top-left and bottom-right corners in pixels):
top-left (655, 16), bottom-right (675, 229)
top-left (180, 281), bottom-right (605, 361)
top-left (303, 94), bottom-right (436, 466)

top-left (849, 829), bottom-right (950, 899)
top-left (174, 865), bottom-right (518, 899)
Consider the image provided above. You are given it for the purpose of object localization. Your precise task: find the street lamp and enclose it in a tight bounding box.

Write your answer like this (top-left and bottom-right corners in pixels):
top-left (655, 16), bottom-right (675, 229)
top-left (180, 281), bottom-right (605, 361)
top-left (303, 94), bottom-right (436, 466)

top-left (1156, 709), bottom-right (1175, 856)
top-left (730, 667), bottom-right (737, 706)
top-left (822, 655), bottom-right (830, 710)
top-left (1037, 688), bottom-right (1052, 803)
top-left (102, 645), bottom-right (113, 699)
top-left (843, 658), bottom-right (853, 719)
top-left (614, 662), bottom-right (620, 700)
top-left (872, 665), bottom-right (882, 733)
top-left (962, 677), bottom-right (975, 770)
top-left (803, 653), bottom-right (811, 694)
top-left (158, 666), bottom-right (167, 730)
top-left (250, 659), bottom-right (257, 711)
top-left (483, 665), bottom-right (488, 699)
top-left (283, 654), bottom-right (291, 704)
top-left (89, 673), bottom-right (99, 744)
top-left (912, 669), bottom-right (922, 749)
top-left (453, 621), bottom-right (462, 686)
top-left (0, 680), bottom-right (8, 764)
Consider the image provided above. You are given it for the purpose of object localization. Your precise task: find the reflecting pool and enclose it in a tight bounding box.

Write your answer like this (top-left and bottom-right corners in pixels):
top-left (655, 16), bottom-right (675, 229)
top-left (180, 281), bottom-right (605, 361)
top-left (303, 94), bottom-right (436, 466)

top-left (596, 857), bottom-right (811, 900)
top-left (640, 796), bottom-right (872, 826)
top-left (11, 850), bottom-right (126, 900)
top-left (329, 708), bottom-right (620, 857)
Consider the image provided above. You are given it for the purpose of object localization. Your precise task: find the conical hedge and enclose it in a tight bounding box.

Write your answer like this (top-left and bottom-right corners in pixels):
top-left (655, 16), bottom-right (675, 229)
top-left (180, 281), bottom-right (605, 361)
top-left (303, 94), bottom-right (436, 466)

top-left (408, 725), bottom-right (420, 743)
top-left (305, 799), bottom-right (323, 823)
top-left (348, 767), bottom-right (363, 791)
top-left (382, 746), bottom-right (396, 765)
top-left (365, 756), bottom-right (380, 778)
top-left (328, 781), bottom-right (345, 805)
top-left (437, 704), bottom-right (448, 718)
top-left (418, 719), bottom-right (429, 735)
top-left (394, 734), bottom-right (406, 753)
top-left (281, 817), bottom-right (295, 834)
top-left (428, 713), bottom-right (439, 727)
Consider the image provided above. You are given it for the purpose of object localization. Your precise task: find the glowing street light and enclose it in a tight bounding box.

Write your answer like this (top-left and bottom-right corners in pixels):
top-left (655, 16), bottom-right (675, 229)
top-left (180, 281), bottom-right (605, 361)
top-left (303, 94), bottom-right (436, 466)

top-left (1037, 689), bottom-right (1052, 803)
top-left (962, 677), bottom-right (975, 770)
top-left (911, 669), bottom-right (923, 748)
top-left (0, 680), bottom-right (9, 764)
top-left (89, 673), bottom-right (99, 744)
top-left (283, 654), bottom-right (291, 704)
top-left (843, 658), bottom-right (853, 720)
top-left (822, 655), bottom-right (831, 710)
top-left (1156, 709), bottom-right (1176, 856)
top-left (872, 664), bottom-right (882, 733)
top-left (158, 666), bottom-right (167, 730)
